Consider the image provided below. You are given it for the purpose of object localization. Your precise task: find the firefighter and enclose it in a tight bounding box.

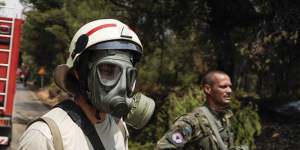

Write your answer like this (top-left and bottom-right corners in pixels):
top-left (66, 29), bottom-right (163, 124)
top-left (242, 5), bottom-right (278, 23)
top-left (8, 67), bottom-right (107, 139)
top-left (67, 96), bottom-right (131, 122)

top-left (18, 19), bottom-right (155, 150)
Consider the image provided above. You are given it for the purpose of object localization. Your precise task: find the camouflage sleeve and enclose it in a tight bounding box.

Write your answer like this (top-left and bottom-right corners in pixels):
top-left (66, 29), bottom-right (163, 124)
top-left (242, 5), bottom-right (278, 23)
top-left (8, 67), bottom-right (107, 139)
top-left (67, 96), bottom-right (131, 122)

top-left (155, 113), bottom-right (204, 150)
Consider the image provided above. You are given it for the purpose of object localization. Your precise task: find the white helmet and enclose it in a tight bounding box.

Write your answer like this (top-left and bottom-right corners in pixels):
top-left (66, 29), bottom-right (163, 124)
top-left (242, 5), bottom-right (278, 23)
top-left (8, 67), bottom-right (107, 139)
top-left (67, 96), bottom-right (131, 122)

top-left (54, 19), bottom-right (143, 95)
top-left (66, 19), bottom-right (143, 68)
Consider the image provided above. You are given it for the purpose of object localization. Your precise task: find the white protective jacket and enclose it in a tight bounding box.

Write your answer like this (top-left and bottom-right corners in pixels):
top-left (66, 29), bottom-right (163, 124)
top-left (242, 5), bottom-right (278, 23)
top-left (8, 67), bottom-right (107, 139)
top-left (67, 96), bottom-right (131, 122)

top-left (18, 107), bottom-right (129, 150)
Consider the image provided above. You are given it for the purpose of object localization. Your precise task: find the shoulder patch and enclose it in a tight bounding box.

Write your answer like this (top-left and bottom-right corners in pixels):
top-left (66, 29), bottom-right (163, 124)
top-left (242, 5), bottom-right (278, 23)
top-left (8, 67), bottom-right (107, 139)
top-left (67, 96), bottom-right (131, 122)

top-left (172, 132), bottom-right (184, 144)
top-left (167, 131), bottom-right (186, 147)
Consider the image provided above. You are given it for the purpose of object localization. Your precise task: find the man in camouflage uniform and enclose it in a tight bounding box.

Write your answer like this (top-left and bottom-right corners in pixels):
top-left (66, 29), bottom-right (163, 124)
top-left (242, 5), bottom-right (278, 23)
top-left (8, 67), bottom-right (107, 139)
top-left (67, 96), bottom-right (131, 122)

top-left (156, 70), bottom-right (247, 150)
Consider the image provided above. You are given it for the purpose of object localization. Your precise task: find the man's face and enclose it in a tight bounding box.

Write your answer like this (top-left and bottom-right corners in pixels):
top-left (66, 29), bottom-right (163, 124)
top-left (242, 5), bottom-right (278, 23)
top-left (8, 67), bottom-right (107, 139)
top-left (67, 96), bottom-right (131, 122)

top-left (206, 73), bottom-right (232, 106)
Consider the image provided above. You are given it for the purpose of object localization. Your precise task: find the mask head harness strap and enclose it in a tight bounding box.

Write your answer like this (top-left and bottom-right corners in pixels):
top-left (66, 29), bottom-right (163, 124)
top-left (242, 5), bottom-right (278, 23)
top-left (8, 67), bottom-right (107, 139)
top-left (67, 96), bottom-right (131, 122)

top-left (71, 34), bottom-right (89, 59)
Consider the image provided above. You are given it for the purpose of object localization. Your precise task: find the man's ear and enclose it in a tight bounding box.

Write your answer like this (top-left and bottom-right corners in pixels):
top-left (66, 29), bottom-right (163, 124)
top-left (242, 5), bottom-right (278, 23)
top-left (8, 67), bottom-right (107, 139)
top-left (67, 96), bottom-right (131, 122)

top-left (203, 84), bottom-right (211, 95)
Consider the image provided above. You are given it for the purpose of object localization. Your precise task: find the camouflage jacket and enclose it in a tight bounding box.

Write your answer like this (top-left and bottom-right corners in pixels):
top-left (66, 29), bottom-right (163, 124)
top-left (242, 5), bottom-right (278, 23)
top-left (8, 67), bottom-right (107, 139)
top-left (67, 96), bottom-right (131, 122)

top-left (156, 104), bottom-right (234, 150)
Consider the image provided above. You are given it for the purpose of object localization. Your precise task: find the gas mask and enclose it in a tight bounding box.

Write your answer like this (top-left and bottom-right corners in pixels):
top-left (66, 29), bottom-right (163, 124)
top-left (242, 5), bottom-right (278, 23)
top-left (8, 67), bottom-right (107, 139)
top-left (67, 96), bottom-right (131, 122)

top-left (55, 19), bottom-right (153, 129)
top-left (86, 50), bottom-right (155, 129)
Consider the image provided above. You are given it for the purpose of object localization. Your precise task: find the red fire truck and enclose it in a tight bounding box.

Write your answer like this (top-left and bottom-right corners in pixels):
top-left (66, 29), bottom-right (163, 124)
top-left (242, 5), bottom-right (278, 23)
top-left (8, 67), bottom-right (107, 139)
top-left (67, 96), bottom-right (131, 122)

top-left (0, 7), bottom-right (23, 145)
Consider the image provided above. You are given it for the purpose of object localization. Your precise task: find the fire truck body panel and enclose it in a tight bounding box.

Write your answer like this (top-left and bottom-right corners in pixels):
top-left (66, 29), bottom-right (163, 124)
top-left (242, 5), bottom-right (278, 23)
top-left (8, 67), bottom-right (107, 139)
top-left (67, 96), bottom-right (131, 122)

top-left (0, 16), bottom-right (23, 145)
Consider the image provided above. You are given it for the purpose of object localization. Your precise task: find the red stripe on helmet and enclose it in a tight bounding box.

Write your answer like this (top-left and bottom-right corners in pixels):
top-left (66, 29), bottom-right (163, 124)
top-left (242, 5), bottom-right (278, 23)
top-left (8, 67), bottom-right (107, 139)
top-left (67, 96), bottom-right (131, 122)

top-left (86, 23), bottom-right (117, 36)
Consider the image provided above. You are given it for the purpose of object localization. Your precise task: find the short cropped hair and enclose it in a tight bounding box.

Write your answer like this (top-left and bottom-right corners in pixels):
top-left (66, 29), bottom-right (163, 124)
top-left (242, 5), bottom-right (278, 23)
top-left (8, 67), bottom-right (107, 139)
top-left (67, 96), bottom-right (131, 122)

top-left (201, 70), bottom-right (228, 87)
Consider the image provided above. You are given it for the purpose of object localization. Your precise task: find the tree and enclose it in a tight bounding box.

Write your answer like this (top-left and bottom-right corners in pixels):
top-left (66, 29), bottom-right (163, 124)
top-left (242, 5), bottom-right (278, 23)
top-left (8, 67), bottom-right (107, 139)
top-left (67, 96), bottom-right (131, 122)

top-left (20, 0), bottom-right (114, 83)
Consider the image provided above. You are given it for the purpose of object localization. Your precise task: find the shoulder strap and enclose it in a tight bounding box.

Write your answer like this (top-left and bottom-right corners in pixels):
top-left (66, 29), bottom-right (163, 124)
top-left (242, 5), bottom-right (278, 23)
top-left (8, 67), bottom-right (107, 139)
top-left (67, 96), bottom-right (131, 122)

top-left (55, 100), bottom-right (105, 150)
top-left (27, 117), bottom-right (64, 150)
top-left (200, 106), bottom-right (228, 150)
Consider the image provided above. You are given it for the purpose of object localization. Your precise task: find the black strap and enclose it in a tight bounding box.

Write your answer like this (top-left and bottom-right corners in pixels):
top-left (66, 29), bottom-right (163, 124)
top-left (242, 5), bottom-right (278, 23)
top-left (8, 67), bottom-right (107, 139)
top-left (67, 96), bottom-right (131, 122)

top-left (55, 100), bottom-right (105, 150)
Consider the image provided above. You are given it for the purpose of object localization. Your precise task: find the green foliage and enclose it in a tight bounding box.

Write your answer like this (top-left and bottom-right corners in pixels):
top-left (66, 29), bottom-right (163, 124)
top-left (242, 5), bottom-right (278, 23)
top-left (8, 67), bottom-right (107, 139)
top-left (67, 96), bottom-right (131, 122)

top-left (231, 101), bottom-right (262, 149)
top-left (0, 0), bottom-right (5, 6)
top-left (166, 86), bottom-right (205, 123)
top-left (21, 0), bottom-right (64, 10)
top-left (64, 0), bottom-right (114, 33)
top-left (21, 8), bottom-right (67, 84)
top-left (128, 140), bottom-right (153, 150)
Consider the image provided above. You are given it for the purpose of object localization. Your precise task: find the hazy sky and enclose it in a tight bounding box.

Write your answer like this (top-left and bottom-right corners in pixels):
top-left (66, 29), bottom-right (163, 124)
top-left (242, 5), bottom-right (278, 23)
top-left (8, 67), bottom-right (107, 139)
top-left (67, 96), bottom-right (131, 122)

top-left (1, 0), bottom-right (24, 18)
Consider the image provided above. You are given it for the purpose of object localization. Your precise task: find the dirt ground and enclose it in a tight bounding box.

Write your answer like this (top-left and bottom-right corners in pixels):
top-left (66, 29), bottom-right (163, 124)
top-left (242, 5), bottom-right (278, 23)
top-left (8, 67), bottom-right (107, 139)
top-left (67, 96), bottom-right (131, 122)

top-left (255, 113), bottom-right (300, 150)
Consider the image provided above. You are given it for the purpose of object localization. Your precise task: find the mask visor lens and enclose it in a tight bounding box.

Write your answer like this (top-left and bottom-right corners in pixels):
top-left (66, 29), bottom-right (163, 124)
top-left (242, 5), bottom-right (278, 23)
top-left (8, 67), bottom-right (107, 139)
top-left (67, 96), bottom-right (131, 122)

top-left (97, 63), bottom-right (121, 87)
